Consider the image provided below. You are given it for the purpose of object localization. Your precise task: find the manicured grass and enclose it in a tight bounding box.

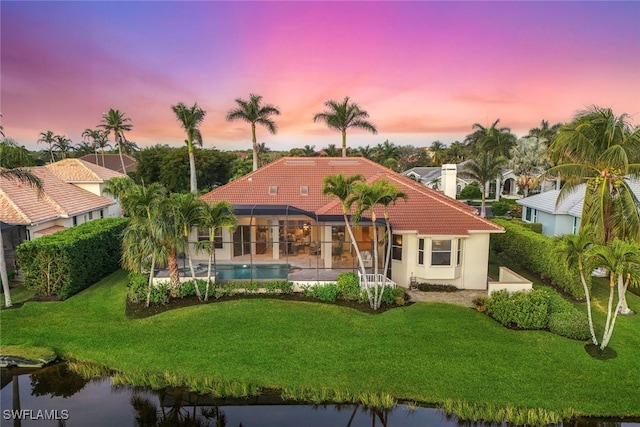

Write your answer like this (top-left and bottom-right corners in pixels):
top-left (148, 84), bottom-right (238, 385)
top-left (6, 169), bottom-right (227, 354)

top-left (1, 269), bottom-right (639, 416)
top-left (0, 285), bottom-right (35, 306)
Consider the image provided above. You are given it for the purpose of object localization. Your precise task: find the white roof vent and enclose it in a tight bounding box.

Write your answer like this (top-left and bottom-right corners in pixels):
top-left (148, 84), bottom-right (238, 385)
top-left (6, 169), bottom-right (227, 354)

top-left (268, 186), bottom-right (278, 195)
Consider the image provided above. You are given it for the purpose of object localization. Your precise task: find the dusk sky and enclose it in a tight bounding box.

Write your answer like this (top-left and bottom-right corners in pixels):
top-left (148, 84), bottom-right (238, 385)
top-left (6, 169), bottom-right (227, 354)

top-left (2, 1), bottom-right (639, 153)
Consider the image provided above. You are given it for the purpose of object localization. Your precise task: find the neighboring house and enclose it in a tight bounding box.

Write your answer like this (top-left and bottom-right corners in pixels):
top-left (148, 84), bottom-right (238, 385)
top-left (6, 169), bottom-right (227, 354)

top-left (516, 179), bottom-right (640, 236)
top-left (403, 162), bottom-right (520, 199)
top-left (200, 157), bottom-right (504, 289)
top-left (0, 160), bottom-right (124, 270)
top-left (79, 153), bottom-right (137, 175)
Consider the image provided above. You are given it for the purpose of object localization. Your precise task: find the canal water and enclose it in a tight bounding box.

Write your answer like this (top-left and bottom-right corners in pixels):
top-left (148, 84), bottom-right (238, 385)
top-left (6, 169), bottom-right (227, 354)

top-left (1, 364), bottom-right (638, 427)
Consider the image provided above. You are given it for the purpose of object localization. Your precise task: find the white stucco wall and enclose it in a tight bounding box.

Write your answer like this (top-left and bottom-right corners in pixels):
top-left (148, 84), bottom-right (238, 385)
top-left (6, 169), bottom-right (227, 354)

top-left (390, 233), bottom-right (490, 290)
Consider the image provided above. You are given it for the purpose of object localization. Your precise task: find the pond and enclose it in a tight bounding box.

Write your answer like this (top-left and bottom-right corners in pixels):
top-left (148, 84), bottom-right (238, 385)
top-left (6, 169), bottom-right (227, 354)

top-left (1, 364), bottom-right (638, 427)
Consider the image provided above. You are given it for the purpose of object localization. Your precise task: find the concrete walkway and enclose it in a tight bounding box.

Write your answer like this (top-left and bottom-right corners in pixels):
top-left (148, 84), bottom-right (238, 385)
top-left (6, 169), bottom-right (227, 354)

top-left (407, 289), bottom-right (486, 308)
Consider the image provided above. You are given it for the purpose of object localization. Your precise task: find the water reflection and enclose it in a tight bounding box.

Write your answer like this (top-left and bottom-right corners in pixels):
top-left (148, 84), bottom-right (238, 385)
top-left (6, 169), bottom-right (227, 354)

top-left (1, 364), bottom-right (638, 427)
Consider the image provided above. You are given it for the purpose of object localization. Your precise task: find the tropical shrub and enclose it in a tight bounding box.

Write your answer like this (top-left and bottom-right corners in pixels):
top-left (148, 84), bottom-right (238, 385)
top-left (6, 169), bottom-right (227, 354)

top-left (485, 290), bottom-right (549, 330)
top-left (126, 273), bottom-right (148, 304)
top-left (380, 285), bottom-right (399, 306)
top-left (179, 280), bottom-right (207, 298)
top-left (490, 199), bottom-right (515, 216)
top-left (305, 284), bottom-right (340, 302)
top-left (18, 218), bottom-right (128, 299)
top-left (548, 310), bottom-right (590, 340)
top-left (458, 183), bottom-right (482, 200)
top-left (490, 218), bottom-right (584, 298)
top-left (337, 273), bottom-right (361, 300)
top-left (149, 283), bottom-right (170, 305)
top-left (263, 280), bottom-right (293, 294)
top-left (510, 218), bottom-right (542, 234)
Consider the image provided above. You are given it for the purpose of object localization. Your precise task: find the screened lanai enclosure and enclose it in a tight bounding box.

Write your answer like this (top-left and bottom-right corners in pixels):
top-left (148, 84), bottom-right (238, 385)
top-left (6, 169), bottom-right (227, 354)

top-left (190, 206), bottom-right (390, 283)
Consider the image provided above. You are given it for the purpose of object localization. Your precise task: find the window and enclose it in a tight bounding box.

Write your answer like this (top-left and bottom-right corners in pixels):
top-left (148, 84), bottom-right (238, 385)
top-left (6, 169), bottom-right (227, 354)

top-left (100, 209), bottom-right (104, 219)
top-left (524, 207), bottom-right (537, 222)
top-left (572, 217), bottom-right (579, 234)
top-left (73, 216), bottom-right (78, 226)
top-left (198, 228), bottom-right (223, 249)
top-left (392, 234), bottom-right (402, 261)
top-left (431, 240), bottom-right (452, 266)
top-left (89, 211), bottom-right (93, 220)
top-left (418, 238), bottom-right (425, 265)
top-left (457, 239), bottom-right (462, 265)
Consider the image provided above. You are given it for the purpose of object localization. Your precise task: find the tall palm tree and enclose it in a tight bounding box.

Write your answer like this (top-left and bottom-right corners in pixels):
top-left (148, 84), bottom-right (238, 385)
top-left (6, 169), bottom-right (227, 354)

top-left (1, 168), bottom-right (42, 307)
top-left (313, 96), bottom-right (377, 158)
top-left (350, 179), bottom-right (407, 310)
top-left (52, 135), bottom-right (74, 159)
top-left (37, 130), bottom-right (56, 163)
top-left (170, 192), bottom-right (206, 300)
top-left (300, 145), bottom-right (317, 157)
top-left (546, 106), bottom-right (640, 244)
top-left (226, 94), bottom-right (280, 172)
top-left (465, 119), bottom-right (516, 159)
top-left (0, 112), bottom-right (4, 138)
top-left (171, 102), bottom-right (206, 193)
top-left (374, 140), bottom-right (400, 164)
top-left (556, 229), bottom-right (598, 345)
top-left (82, 128), bottom-right (100, 164)
top-left (443, 141), bottom-right (465, 164)
top-left (355, 145), bottom-right (375, 160)
top-left (196, 201), bottom-right (237, 301)
top-left (461, 152), bottom-right (506, 217)
top-left (588, 239), bottom-right (640, 349)
top-left (99, 108), bottom-right (133, 175)
top-left (82, 128), bottom-right (111, 166)
top-left (322, 174), bottom-right (369, 295)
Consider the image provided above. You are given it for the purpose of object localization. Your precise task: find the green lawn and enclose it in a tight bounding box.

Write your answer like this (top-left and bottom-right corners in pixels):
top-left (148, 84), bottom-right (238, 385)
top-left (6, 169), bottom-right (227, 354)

top-left (1, 269), bottom-right (639, 417)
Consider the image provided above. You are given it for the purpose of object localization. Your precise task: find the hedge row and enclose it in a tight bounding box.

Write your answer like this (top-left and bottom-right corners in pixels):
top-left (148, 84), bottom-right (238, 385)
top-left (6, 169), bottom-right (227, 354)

top-left (17, 218), bottom-right (128, 300)
top-left (490, 218), bottom-right (584, 299)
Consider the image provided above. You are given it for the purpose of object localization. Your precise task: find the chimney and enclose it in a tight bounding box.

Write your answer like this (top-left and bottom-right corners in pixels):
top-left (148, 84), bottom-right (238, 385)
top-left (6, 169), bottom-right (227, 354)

top-left (441, 164), bottom-right (457, 199)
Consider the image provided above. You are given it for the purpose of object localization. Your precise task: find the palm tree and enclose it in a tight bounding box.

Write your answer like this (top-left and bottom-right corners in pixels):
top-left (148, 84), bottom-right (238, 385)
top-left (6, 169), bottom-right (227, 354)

top-left (313, 96), bottom-right (377, 158)
top-left (355, 145), bottom-right (375, 160)
top-left (508, 136), bottom-right (548, 197)
top-left (0, 139), bottom-right (35, 168)
top-left (0, 112), bottom-right (4, 138)
top-left (322, 173), bottom-right (370, 295)
top-left (103, 176), bottom-right (135, 215)
top-left (1, 168), bottom-right (42, 307)
top-left (37, 130), bottom-right (56, 163)
top-left (52, 135), bottom-right (74, 160)
top-left (350, 179), bottom-right (407, 310)
top-left (300, 145), bottom-right (317, 157)
top-left (545, 106), bottom-right (640, 244)
top-left (556, 229), bottom-right (598, 345)
top-left (83, 129), bottom-right (111, 167)
top-left (588, 239), bottom-right (640, 349)
top-left (226, 94), bottom-right (280, 172)
top-left (99, 108), bottom-right (133, 175)
top-left (170, 192), bottom-right (206, 300)
top-left (429, 141), bottom-right (447, 166)
top-left (321, 144), bottom-right (341, 157)
top-left (171, 102), bottom-right (206, 193)
top-left (374, 140), bottom-right (400, 164)
top-left (461, 152), bottom-right (506, 217)
top-left (528, 119), bottom-right (562, 144)
top-left (443, 141), bottom-right (465, 164)
top-left (196, 201), bottom-right (237, 300)
top-left (465, 119), bottom-right (516, 158)
top-left (82, 128), bottom-right (100, 163)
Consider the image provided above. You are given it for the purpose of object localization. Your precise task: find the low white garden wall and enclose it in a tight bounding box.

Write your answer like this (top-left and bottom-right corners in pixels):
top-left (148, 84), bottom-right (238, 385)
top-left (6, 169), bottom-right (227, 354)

top-left (487, 267), bottom-right (533, 295)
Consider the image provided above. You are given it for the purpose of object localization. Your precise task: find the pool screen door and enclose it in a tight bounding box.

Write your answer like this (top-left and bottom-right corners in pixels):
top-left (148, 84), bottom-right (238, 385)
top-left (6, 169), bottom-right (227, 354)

top-left (233, 226), bottom-right (251, 257)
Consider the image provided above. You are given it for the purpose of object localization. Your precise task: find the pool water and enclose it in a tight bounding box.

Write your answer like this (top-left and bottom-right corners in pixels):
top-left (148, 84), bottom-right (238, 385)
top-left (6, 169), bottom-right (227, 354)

top-left (202, 263), bottom-right (291, 280)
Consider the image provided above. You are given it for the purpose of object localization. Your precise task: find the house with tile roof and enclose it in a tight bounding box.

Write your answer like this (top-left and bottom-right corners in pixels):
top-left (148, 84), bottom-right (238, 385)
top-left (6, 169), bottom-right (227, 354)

top-left (78, 153), bottom-right (137, 175)
top-left (200, 157), bottom-right (504, 289)
top-left (516, 179), bottom-right (640, 237)
top-left (403, 162), bottom-right (522, 198)
top-left (0, 160), bottom-right (123, 271)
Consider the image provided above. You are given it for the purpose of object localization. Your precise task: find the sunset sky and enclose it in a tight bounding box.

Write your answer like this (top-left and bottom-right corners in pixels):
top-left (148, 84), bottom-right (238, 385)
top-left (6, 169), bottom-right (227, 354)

top-left (2, 1), bottom-right (639, 153)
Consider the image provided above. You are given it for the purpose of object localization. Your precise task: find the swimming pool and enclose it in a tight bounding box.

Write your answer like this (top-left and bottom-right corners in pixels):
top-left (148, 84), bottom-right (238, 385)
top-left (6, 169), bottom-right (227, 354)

top-left (197, 263), bottom-right (291, 281)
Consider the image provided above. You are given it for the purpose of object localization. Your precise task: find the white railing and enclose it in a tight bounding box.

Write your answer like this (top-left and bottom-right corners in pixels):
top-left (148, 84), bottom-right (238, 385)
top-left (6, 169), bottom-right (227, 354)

top-left (358, 272), bottom-right (397, 289)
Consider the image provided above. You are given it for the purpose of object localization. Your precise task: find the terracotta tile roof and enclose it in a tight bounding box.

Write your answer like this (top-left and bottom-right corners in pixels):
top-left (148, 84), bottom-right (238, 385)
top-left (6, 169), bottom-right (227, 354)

top-left (0, 167), bottom-right (115, 225)
top-left (46, 158), bottom-right (125, 182)
top-left (201, 157), bottom-right (503, 236)
top-left (34, 225), bottom-right (67, 236)
top-left (78, 154), bottom-right (137, 174)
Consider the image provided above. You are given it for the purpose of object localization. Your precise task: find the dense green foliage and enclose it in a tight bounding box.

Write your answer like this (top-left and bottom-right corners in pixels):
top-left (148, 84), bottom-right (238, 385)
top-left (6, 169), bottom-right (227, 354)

top-left (416, 283), bottom-right (458, 292)
top-left (134, 145), bottom-right (236, 192)
top-left (2, 270), bottom-right (639, 416)
top-left (457, 183), bottom-right (482, 200)
top-left (481, 288), bottom-right (589, 340)
top-left (490, 198), bottom-right (516, 216)
top-left (17, 218), bottom-right (128, 299)
top-left (490, 218), bottom-right (584, 298)
top-left (508, 218), bottom-right (543, 233)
